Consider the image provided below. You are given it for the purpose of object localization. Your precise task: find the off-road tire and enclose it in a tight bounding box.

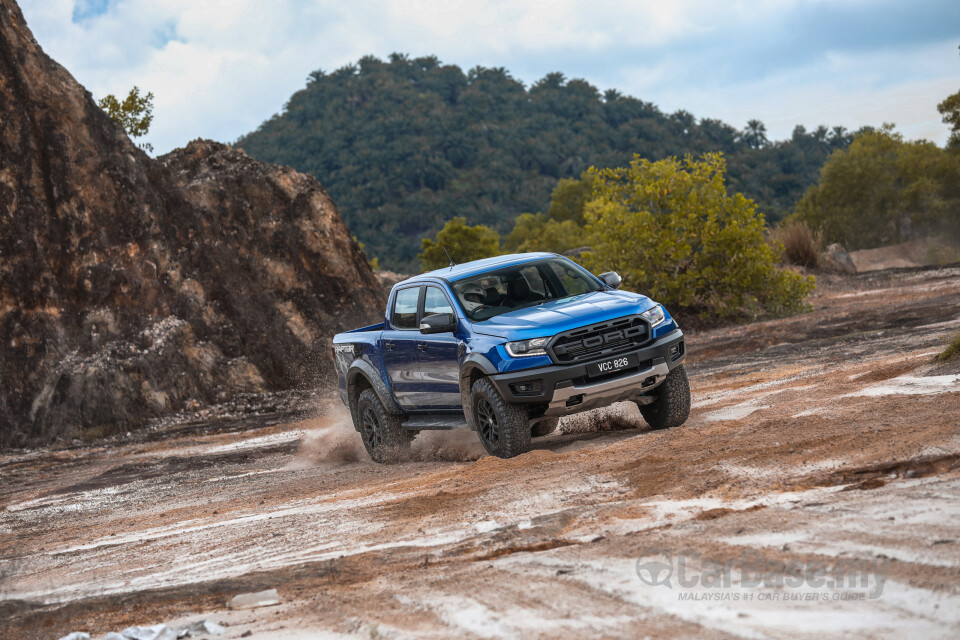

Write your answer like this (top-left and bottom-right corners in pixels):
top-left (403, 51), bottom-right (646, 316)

top-left (356, 389), bottom-right (412, 463)
top-left (471, 377), bottom-right (531, 458)
top-left (637, 364), bottom-right (690, 430)
top-left (531, 417), bottom-right (560, 437)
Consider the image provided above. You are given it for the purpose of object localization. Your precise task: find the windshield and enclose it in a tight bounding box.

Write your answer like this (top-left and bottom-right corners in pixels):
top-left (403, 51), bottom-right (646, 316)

top-left (451, 258), bottom-right (604, 321)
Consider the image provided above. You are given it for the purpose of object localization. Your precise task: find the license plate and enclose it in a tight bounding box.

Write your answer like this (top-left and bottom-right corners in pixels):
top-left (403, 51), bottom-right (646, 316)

top-left (587, 353), bottom-right (639, 378)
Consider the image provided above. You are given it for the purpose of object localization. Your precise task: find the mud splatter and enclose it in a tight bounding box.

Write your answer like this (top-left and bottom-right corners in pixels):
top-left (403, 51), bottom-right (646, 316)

top-left (410, 430), bottom-right (484, 462)
top-left (559, 402), bottom-right (645, 435)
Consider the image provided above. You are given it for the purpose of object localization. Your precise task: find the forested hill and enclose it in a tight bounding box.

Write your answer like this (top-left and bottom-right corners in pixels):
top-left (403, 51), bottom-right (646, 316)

top-left (237, 54), bottom-right (855, 271)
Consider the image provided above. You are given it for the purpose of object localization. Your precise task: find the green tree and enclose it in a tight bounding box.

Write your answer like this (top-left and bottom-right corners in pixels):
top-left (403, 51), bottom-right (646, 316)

top-left (98, 86), bottom-right (155, 152)
top-left (792, 125), bottom-right (958, 249)
top-left (940, 91), bottom-right (960, 147)
top-left (546, 172), bottom-right (596, 224)
top-left (236, 55), bottom-right (852, 271)
top-left (937, 45), bottom-right (960, 148)
top-left (501, 213), bottom-right (585, 253)
top-left (740, 119), bottom-right (768, 149)
top-left (419, 217), bottom-right (500, 270)
top-left (582, 153), bottom-right (814, 320)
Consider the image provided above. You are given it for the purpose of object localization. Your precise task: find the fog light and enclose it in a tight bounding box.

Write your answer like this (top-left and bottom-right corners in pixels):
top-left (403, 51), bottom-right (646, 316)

top-left (669, 342), bottom-right (684, 361)
top-left (510, 380), bottom-right (542, 395)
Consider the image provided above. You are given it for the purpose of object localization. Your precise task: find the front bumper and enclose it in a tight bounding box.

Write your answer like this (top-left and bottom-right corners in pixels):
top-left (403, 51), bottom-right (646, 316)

top-left (489, 328), bottom-right (685, 418)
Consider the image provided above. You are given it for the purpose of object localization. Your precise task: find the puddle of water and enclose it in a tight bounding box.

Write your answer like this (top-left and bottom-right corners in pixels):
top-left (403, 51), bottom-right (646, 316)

top-left (202, 430), bottom-right (305, 455)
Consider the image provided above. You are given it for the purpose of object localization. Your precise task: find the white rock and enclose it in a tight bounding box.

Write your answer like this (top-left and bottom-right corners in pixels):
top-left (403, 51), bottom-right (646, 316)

top-left (102, 634), bottom-right (127, 640)
top-left (58, 633), bottom-right (90, 640)
top-left (228, 588), bottom-right (281, 610)
top-left (120, 625), bottom-right (176, 640)
top-left (176, 620), bottom-right (226, 636)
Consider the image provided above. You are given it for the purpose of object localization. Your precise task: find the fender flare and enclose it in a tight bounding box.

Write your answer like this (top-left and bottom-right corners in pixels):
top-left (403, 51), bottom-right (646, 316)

top-left (346, 359), bottom-right (404, 428)
top-left (458, 354), bottom-right (498, 429)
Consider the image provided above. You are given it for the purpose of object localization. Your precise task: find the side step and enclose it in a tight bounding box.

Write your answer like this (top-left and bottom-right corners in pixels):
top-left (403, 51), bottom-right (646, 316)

top-left (402, 415), bottom-right (469, 431)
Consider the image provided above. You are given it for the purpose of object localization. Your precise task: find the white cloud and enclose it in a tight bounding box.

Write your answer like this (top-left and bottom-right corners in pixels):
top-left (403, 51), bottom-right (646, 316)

top-left (18, 0), bottom-right (958, 154)
top-left (644, 39), bottom-right (959, 142)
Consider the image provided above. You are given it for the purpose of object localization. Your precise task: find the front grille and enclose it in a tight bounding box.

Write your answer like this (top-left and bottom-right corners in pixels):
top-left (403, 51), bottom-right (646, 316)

top-left (548, 315), bottom-right (649, 364)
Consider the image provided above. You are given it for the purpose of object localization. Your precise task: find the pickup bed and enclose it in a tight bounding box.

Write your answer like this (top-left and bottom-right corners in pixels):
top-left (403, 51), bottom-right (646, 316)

top-left (332, 252), bottom-right (688, 461)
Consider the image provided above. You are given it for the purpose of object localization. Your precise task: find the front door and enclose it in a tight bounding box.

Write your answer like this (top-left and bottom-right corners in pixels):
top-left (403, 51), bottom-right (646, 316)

top-left (412, 285), bottom-right (462, 410)
top-left (382, 285), bottom-right (422, 409)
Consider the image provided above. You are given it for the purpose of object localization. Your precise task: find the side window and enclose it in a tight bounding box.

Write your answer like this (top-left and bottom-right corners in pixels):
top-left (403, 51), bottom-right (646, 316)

top-left (392, 287), bottom-right (421, 329)
top-left (423, 286), bottom-right (454, 317)
top-left (548, 262), bottom-right (591, 296)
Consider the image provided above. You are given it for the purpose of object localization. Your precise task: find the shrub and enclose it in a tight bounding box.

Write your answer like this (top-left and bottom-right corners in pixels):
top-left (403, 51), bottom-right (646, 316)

top-left (582, 153), bottom-right (815, 320)
top-left (419, 217), bottom-right (500, 270)
top-left (935, 333), bottom-right (960, 363)
top-left (769, 220), bottom-right (822, 268)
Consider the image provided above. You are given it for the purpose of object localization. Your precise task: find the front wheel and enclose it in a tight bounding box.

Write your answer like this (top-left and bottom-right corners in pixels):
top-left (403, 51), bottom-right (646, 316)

top-left (356, 389), bottom-right (412, 463)
top-left (471, 378), bottom-right (531, 458)
top-left (637, 364), bottom-right (690, 430)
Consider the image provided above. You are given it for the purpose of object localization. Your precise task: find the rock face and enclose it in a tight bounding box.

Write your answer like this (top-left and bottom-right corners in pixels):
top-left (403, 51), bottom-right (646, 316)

top-left (0, 0), bottom-right (384, 446)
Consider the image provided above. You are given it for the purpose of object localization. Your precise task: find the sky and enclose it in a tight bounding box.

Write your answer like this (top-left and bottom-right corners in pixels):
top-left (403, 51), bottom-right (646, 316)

top-left (20, 0), bottom-right (960, 155)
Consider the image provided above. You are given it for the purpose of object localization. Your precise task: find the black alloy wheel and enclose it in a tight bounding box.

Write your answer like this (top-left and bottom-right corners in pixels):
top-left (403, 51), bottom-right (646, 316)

top-left (470, 377), bottom-right (531, 458)
top-left (475, 397), bottom-right (501, 449)
top-left (360, 406), bottom-right (383, 450)
top-left (355, 388), bottom-right (412, 463)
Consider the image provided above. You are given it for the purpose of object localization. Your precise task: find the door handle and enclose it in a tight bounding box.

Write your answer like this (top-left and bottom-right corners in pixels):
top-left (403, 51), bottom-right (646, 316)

top-left (417, 342), bottom-right (428, 351)
top-left (384, 341), bottom-right (396, 351)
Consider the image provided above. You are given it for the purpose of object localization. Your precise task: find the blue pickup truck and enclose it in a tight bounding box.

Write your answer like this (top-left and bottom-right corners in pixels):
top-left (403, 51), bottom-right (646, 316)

top-left (332, 252), bottom-right (689, 461)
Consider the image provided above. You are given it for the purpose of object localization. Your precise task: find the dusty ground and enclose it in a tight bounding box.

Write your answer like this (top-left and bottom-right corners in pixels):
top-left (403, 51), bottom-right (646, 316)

top-left (849, 239), bottom-right (938, 272)
top-left (2, 265), bottom-right (959, 640)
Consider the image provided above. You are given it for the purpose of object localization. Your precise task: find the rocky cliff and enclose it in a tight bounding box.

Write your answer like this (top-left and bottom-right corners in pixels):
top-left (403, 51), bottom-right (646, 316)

top-left (0, 0), bottom-right (384, 446)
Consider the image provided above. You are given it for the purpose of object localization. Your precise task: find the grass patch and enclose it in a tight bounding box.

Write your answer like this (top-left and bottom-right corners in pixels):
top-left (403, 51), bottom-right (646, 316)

top-left (770, 220), bottom-right (823, 268)
top-left (935, 333), bottom-right (960, 363)
top-left (926, 240), bottom-right (960, 267)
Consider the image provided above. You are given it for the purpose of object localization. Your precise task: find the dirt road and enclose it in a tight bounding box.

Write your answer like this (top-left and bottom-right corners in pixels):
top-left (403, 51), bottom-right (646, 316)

top-left (2, 266), bottom-right (960, 639)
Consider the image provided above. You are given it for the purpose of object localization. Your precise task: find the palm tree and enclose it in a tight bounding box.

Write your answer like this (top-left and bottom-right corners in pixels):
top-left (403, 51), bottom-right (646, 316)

top-left (741, 119), bottom-right (768, 149)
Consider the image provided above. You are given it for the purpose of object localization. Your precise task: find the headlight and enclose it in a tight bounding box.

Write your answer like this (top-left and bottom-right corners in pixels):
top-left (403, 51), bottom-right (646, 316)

top-left (505, 337), bottom-right (550, 357)
top-left (640, 305), bottom-right (666, 327)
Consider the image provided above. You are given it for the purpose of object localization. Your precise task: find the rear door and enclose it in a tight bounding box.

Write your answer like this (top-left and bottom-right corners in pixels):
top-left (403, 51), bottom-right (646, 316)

top-left (412, 285), bottom-right (462, 410)
top-left (381, 285), bottom-right (423, 408)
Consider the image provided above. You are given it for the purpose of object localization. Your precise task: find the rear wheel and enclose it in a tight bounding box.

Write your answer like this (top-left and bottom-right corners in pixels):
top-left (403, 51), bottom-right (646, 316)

top-left (356, 389), bottom-right (412, 463)
top-left (637, 364), bottom-right (690, 430)
top-left (471, 378), bottom-right (531, 458)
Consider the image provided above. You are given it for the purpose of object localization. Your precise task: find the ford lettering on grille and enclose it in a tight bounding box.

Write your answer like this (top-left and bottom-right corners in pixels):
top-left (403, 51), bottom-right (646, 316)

top-left (549, 316), bottom-right (649, 364)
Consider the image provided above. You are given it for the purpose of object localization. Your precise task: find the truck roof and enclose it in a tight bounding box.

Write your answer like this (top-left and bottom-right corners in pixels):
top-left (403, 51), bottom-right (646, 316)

top-left (400, 252), bottom-right (558, 284)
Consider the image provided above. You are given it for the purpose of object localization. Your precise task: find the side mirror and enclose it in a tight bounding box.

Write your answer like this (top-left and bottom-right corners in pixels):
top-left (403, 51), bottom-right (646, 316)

top-left (598, 272), bottom-right (622, 289)
top-left (419, 313), bottom-right (457, 334)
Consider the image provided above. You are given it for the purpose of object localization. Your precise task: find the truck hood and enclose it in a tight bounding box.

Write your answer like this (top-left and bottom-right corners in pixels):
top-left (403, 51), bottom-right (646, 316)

top-left (470, 290), bottom-right (656, 339)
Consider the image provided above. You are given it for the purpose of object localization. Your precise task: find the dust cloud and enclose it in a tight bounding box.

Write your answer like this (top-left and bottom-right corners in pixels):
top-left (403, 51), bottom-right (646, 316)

top-left (291, 406), bottom-right (484, 466)
top-left (293, 401), bottom-right (645, 467)
top-left (289, 409), bottom-right (366, 467)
